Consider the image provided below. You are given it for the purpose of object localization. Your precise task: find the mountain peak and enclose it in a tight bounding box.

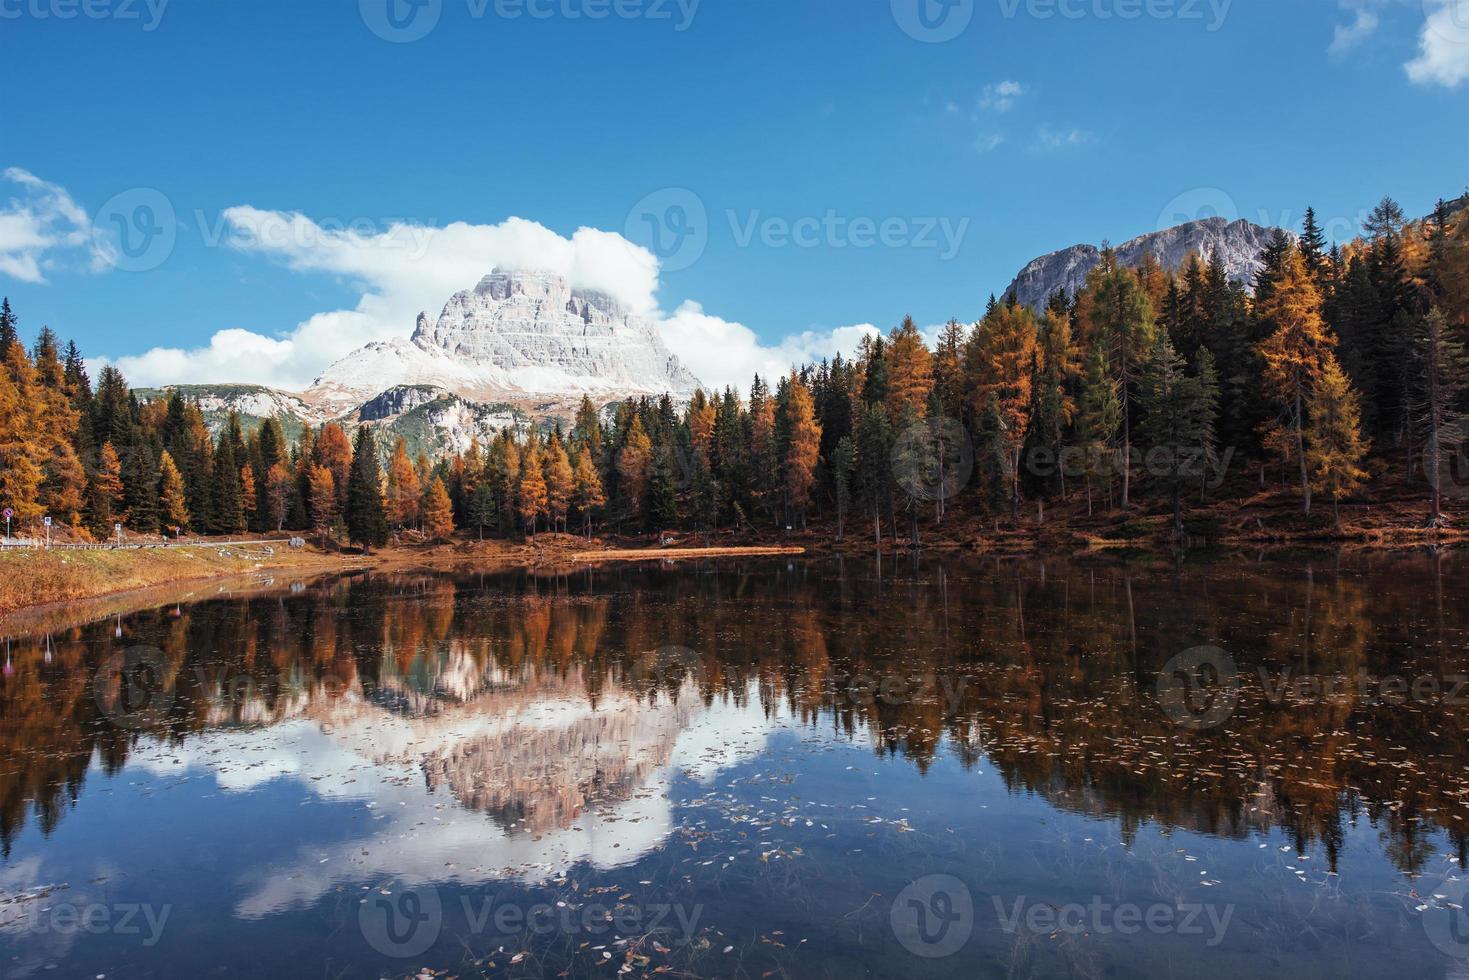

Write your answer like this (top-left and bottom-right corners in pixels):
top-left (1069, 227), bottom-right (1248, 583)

top-left (309, 269), bottom-right (699, 418)
top-left (1003, 217), bottom-right (1285, 312)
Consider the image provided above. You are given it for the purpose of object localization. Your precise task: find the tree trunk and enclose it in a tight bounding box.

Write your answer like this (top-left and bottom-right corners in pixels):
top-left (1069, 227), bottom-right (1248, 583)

top-left (1295, 385), bottom-right (1311, 515)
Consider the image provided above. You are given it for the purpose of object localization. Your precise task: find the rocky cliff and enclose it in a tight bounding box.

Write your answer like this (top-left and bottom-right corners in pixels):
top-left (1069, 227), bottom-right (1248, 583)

top-left (306, 269), bottom-right (700, 417)
top-left (1003, 217), bottom-right (1284, 311)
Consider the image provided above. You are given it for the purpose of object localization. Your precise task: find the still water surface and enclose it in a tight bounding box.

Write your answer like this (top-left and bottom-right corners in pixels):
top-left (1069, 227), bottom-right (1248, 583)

top-left (3, 553), bottom-right (1469, 978)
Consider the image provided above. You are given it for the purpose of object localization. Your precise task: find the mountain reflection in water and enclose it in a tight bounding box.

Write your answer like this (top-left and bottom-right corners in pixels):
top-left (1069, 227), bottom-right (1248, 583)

top-left (2, 552), bottom-right (1468, 978)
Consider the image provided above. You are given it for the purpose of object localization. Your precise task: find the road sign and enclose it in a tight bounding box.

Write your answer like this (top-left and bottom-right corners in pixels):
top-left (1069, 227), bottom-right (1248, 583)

top-left (42, 517), bottom-right (51, 527)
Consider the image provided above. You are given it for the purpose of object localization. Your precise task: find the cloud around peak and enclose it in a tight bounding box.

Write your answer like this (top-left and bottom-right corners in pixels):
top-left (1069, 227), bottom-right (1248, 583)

top-left (102, 203), bottom-right (877, 396)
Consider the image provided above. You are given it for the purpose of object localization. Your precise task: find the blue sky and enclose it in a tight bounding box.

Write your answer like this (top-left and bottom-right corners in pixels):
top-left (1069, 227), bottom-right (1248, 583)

top-left (2, 0), bottom-right (1467, 392)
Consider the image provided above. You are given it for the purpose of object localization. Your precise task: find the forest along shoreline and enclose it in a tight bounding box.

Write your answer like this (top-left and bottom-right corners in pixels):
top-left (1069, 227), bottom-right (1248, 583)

top-left (2, 500), bottom-right (1464, 624)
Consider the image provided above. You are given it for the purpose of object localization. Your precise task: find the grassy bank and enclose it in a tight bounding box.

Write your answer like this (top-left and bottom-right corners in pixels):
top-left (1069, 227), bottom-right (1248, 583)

top-left (0, 546), bottom-right (355, 620)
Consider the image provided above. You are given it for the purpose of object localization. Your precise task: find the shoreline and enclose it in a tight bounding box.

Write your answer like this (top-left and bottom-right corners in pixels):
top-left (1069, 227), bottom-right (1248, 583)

top-left (1, 511), bottom-right (1463, 631)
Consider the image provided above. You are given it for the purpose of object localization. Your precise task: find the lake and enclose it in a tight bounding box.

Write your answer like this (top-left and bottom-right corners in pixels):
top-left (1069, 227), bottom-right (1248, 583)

top-left (2, 552), bottom-right (1469, 978)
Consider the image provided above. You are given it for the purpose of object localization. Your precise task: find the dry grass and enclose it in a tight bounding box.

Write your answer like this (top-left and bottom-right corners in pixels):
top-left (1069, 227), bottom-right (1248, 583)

top-left (568, 545), bottom-right (806, 564)
top-left (0, 547), bottom-right (343, 620)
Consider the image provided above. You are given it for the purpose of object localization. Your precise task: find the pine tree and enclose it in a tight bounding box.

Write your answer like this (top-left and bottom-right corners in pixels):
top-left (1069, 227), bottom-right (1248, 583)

top-left (211, 433), bottom-right (246, 534)
top-left (345, 426), bottom-right (389, 553)
top-left (308, 466), bottom-right (337, 546)
top-left (0, 298), bottom-right (16, 351)
top-left (1307, 355), bottom-right (1370, 528)
top-left (831, 435), bottom-right (856, 541)
top-left (886, 315), bottom-right (934, 419)
top-left (617, 415), bottom-right (652, 528)
top-left (1074, 342), bottom-right (1121, 514)
top-left (1414, 308), bottom-right (1469, 525)
top-left (967, 300), bottom-right (1038, 513)
top-left (1300, 207), bottom-right (1328, 283)
top-left (421, 476), bottom-right (455, 541)
top-left (854, 402), bottom-right (892, 545)
top-left (467, 480), bottom-right (497, 540)
top-left (158, 451), bottom-right (190, 532)
top-left (385, 437), bottom-right (421, 529)
top-left (314, 423), bottom-right (354, 514)
top-left (264, 462), bottom-right (291, 532)
top-left (1195, 346), bottom-right (1221, 500)
top-left (572, 448), bottom-right (606, 540)
top-left (543, 438), bottom-right (574, 533)
top-left (516, 447), bottom-right (548, 535)
top-left (932, 319), bottom-right (967, 419)
top-left (1090, 250), bottom-right (1156, 508)
top-left (1138, 336), bottom-right (1209, 535)
top-left (1257, 250), bottom-right (1336, 513)
top-left (783, 371), bottom-right (822, 527)
top-left (89, 442), bottom-right (125, 536)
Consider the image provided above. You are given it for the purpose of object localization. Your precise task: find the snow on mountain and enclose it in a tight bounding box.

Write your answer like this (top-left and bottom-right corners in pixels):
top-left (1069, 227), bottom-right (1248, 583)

top-left (1003, 217), bottom-right (1284, 312)
top-left (306, 269), bottom-right (700, 416)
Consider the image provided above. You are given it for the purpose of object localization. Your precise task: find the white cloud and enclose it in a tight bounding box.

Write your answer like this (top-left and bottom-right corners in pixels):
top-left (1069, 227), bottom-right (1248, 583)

top-left (974, 133), bottom-right (1006, 154)
top-left (1329, 1), bottom-right (1382, 55)
top-left (111, 209), bottom-right (664, 390)
top-left (107, 205), bottom-right (880, 395)
top-left (979, 80), bottom-right (1026, 113)
top-left (660, 301), bottom-right (878, 394)
top-left (0, 168), bottom-right (101, 283)
top-left (1035, 126), bottom-right (1096, 150)
top-left (1407, 0), bottom-right (1469, 87)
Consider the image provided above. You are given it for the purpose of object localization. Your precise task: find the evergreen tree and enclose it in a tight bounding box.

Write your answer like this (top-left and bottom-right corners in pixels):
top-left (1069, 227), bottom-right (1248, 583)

top-left (308, 465), bottom-right (337, 546)
top-left (0, 298), bottom-right (16, 351)
top-left (1299, 207), bottom-right (1328, 282)
top-left (159, 451), bottom-right (190, 532)
top-left (572, 448), bottom-right (606, 540)
top-left (88, 442), bottom-right (124, 536)
top-left (1413, 308), bottom-right (1469, 525)
top-left (345, 426), bottom-right (389, 553)
top-left (965, 301), bottom-right (1038, 513)
top-left (854, 402), bottom-right (892, 545)
top-left (1138, 336), bottom-right (1209, 535)
top-left (886, 315), bottom-right (934, 418)
top-left (783, 371), bottom-right (822, 528)
top-left (543, 438), bottom-right (575, 533)
top-left (617, 415), bottom-right (652, 529)
top-left (517, 446), bottom-right (548, 535)
top-left (385, 437), bottom-right (422, 529)
top-left (1307, 355), bottom-right (1370, 528)
top-left (421, 476), bottom-right (456, 541)
top-left (467, 480), bottom-right (497, 540)
top-left (211, 433), bottom-right (246, 534)
top-left (1090, 251), bottom-right (1154, 509)
top-left (1074, 342), bottom-right (1121, 514)
top-left (1257, 250), bottom-right (1335, 513)
top-left (831, 435), bottom-right (856, 541)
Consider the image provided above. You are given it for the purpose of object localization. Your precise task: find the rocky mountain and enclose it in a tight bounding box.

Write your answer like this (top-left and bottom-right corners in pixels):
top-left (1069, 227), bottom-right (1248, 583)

top-left (140, 269), bottom-right (700, 456)
top-left (1003, 217), bottom-right (1284, 312)
top-left (306, 269), bottom-right (700, 418)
